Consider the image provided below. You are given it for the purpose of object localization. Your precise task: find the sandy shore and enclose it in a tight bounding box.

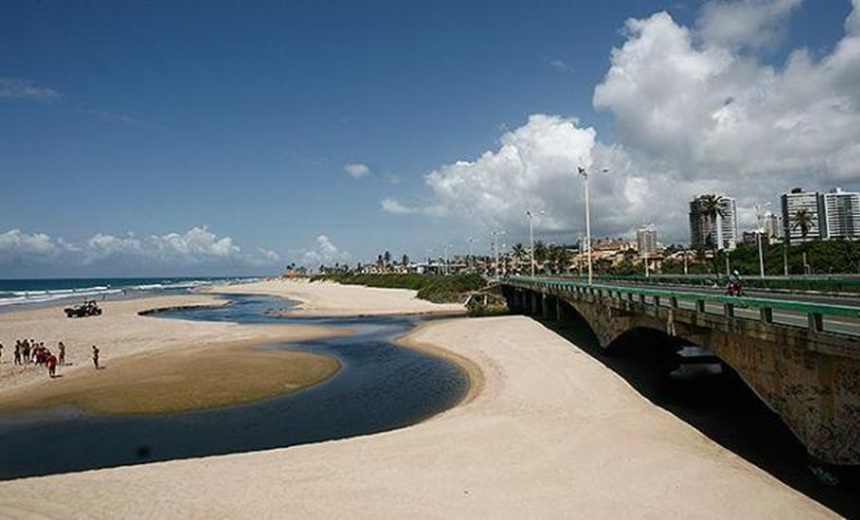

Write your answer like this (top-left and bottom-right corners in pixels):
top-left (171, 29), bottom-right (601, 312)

top-left (211, 278), bottom-right (468, 317)
top-left (0, 293), bottom-right (344, 413)
top-left (0, 280), bottom-right (838, 518)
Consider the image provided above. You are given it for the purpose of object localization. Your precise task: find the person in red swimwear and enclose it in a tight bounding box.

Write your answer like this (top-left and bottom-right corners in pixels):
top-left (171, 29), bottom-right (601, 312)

top-left (47, 353), bottom-right (58, 378)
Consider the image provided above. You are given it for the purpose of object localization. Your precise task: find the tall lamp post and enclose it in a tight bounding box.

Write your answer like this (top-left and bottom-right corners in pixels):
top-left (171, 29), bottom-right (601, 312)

top-left (755, 203), bottom-right (770, 278)
top-left (526, 210), bottom-right (543, 277)
top-left (490, 229), bottom-right (505, 278)
top-left (578, 166), bottom-right (607, 285)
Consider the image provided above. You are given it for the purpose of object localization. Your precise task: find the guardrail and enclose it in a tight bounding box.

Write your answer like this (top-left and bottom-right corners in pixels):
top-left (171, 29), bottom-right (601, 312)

top-left (506, 276), bottom-right (860, 335)
top-left (534, 273), bottom-right (860, 294)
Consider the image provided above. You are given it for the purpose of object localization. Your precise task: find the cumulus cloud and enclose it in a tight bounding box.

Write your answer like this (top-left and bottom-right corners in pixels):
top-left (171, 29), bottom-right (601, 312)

top-left (0, 227), bottom-right (281, 276)
top-left (401, 1), bottom-right (860, 245)
top-left (380, 198), bottom-right (418, 214)
top-left (0, 78), bottom-right (60, 100)
top-left (293, 235), bottom-right (351, 267)
top-left (344, 163), bottom-right (371, 179)
top-left (423, 114), bottom-right (597, 237)
top-left (697, 0), bottom-right (802, 50)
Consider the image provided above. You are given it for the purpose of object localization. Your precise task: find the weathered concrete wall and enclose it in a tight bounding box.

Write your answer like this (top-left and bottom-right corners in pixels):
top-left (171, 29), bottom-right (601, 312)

top-left (508, 286), bottom-right (860, 466)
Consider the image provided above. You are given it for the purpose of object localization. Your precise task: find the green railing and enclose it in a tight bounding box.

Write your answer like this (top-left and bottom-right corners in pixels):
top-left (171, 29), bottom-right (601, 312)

top-left (506, 276), bottom-right (860, 335)
top-left (538, 273), bottom-right (860, 294)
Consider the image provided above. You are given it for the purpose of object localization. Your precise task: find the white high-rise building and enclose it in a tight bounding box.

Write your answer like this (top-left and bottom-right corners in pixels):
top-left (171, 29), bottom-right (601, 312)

top-left (823, 188), bottom-right (860, 240)
top-left (689, 195), bottom-right (738, 251)
top-left (636, 227), bottom-right (658, 257)
top-left (781, 188), bottom-right (826, 243)
top-left (763, 212), bottom-right (783, 245)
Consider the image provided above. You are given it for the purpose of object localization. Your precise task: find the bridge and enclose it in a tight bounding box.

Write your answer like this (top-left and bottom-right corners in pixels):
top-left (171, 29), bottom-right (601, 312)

top-left (500, 276), bottom-right (860, 467)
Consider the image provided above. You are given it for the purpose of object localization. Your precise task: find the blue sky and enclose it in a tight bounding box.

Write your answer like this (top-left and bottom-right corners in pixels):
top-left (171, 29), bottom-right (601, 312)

top-left (2, 0), bottom-right (859, 277)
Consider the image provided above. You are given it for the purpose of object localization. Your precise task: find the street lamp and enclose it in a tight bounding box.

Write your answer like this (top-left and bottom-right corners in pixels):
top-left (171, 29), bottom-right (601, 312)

top-left (755, 203), bottom-right (771, 278)
top-left (467, 237), bottom-right (474, 271)
top-left (526, 210), bottom-right (543, 277)
top-left (578, 166), bottom-right (608, 285)
top-left (490, 229), bottom-right (505, 278)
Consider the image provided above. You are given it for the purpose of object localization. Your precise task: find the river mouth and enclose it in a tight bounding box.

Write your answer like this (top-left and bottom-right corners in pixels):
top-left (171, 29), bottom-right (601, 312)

top-left (0, 294), bottom-right (469, 481)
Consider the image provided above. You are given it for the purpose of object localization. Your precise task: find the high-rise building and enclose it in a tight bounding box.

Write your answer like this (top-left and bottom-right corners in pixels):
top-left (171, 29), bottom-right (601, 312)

top-left (781, 188), bottom-right (826, 243)
top-left (636, 227), bottom-right (658, 257)
top-left (763, 212), bottom-right (783, 245)
top-left (689, 195), bottom-right (738, 251)
top-left (823, 188), bottom-right (860, 240)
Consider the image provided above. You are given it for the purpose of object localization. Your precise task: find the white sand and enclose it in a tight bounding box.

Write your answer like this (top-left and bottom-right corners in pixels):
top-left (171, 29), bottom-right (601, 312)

top-left (0, 280), bottom-right (837, 518)
top-left (211, 278), bottom-right (467, 316)
top-left (0, 294), bottom-right (334, 395)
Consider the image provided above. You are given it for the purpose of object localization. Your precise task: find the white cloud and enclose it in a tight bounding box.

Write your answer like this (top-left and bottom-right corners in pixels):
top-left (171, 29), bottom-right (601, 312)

top-left (293, 235), bottom-right (351, 267)
top-left (0, 227), bottom-right (281, 275)
top-left (0, 229), bottom-right (65, 255)
top-left (697, 0), bottom-right (802, 50)
top-left (380, 198), bottom-right (418, 214)
top-left (344, 163), bottom-right (371, 179)
top-left (0, 78), bottom-right (60, 100)
top-left (424, 114), bottom-right (597, 235)
top-left (410, 2), bottom-right (860, 245)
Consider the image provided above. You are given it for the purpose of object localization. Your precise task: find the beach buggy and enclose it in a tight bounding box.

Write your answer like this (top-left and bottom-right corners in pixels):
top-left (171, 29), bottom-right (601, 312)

top-left (64, 300), bottom-right (102, 318)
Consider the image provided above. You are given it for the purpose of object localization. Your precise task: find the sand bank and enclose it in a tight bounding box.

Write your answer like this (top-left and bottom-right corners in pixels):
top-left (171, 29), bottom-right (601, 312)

top-left (210, 278), bottom-right (467, 317)
top-left (0, 280), bottom-right (837, 518)
top-left (0, 293), bottom-right (344, 413)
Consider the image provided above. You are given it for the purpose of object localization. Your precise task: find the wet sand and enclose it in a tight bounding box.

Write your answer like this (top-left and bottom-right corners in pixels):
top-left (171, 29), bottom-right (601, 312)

top-left (0, 293), bottom-right (345, 414)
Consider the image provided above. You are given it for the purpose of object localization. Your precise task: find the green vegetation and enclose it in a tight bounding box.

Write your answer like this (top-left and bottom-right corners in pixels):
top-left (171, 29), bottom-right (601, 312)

top-left (310, 273), bottom-right (486, 303)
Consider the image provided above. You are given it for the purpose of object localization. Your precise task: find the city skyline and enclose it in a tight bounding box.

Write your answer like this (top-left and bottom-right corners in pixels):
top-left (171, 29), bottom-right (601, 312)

top-left (3, 1), bottom-right (860, 277)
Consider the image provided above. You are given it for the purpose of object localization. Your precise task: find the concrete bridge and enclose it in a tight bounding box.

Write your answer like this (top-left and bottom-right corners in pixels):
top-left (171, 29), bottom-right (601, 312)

top-left (502, 276), bottom-right (860, 467)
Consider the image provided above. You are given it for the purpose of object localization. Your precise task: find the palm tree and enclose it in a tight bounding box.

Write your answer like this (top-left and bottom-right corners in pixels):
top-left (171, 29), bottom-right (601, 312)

top-left (511, 243), bottom-right (527, 273)
top-left (791, 209), bottom-right (816, 274)
top-left (533, 240), bottom-right (548, 273)
top-left (547, 244), bottom-right (569, 274)
top-left (699, 194), bottom-right (726, 276)
top-left (700, 194), bottom-right (726, 252)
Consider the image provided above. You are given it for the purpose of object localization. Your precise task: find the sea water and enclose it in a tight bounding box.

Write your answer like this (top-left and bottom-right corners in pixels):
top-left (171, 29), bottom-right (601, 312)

top-left (0, 277), bottom-right (255, 310)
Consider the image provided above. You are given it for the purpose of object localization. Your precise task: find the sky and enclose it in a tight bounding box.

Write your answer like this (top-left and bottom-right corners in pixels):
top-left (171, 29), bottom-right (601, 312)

top-left (2, 0), bottom-right (859, 278)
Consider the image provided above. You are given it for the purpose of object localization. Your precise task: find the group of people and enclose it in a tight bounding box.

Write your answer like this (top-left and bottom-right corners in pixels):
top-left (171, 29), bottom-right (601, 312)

top-left (1, 339), bottom-right (102, 377)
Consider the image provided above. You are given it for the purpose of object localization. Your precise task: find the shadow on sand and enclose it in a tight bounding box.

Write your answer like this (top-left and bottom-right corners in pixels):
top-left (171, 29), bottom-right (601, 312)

top-left (542, 317), bottom-right (860, 519)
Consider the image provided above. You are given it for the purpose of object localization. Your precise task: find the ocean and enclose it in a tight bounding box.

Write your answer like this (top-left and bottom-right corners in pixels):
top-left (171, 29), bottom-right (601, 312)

top-left (0, 277), bottom-right (257, 310)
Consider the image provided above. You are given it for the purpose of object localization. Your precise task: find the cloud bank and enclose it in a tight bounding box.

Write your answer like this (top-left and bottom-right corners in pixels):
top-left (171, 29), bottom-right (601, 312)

top-left (0, 227), bottom-right (282, 277)
top-left (392, 0), bottom-right (860, 245)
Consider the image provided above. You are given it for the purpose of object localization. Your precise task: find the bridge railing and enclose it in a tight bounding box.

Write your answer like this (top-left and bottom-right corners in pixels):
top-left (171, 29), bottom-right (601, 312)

top-left (506, 276), bottom-right (860, 337)
top-left (539, 273), bottom-right (860, 294)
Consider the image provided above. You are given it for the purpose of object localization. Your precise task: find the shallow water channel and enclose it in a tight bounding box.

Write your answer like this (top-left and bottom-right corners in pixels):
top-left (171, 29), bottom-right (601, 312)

top-left (0, 294), bottom-right (468, 480)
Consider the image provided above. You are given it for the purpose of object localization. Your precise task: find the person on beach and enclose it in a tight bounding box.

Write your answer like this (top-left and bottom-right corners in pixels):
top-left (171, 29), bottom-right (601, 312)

top-left (46, 353), bottom-right (58, 378)
top-left (58, 341), bottom-right (66, 366)
top-left (0, 341), bottom-right (3, 363)
top-left (14, 342), bottom-right (21, 365)
top-left (92, 345), bottom-right (100, 369)
top-left (22, 340), bottom-right (30, 363)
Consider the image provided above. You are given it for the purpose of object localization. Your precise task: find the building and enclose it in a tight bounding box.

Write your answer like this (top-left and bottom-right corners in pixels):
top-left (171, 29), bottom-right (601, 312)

top-left (781, 188), bottom-right (826, 243)
top-left (636, 227), bottom-right (658, 257)
top-left (763, 212), bottom-right (783, 245)
top-left (823, 188), bottom-right (860, 240)
top-left (689, 195), bottom-right (738, 251)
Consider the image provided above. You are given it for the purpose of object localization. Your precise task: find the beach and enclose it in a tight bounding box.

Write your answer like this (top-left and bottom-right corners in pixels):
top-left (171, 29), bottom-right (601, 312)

top-left (0, 279), bottom-right (839, 518)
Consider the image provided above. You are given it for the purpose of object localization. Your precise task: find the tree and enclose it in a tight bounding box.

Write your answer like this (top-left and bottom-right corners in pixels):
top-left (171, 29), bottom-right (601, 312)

top-left (700, 194), bottom-right (726, 275)
top-left (511, 243), bottom-right (527, 273)
top-left (533, 240), bottom-right (548, 272)
top-left (547, 244), bottom-right (569, 274)
top-left (791, 209), bottom-right (816, 274)
top-left (401, 254), bottom-right (410, 268)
